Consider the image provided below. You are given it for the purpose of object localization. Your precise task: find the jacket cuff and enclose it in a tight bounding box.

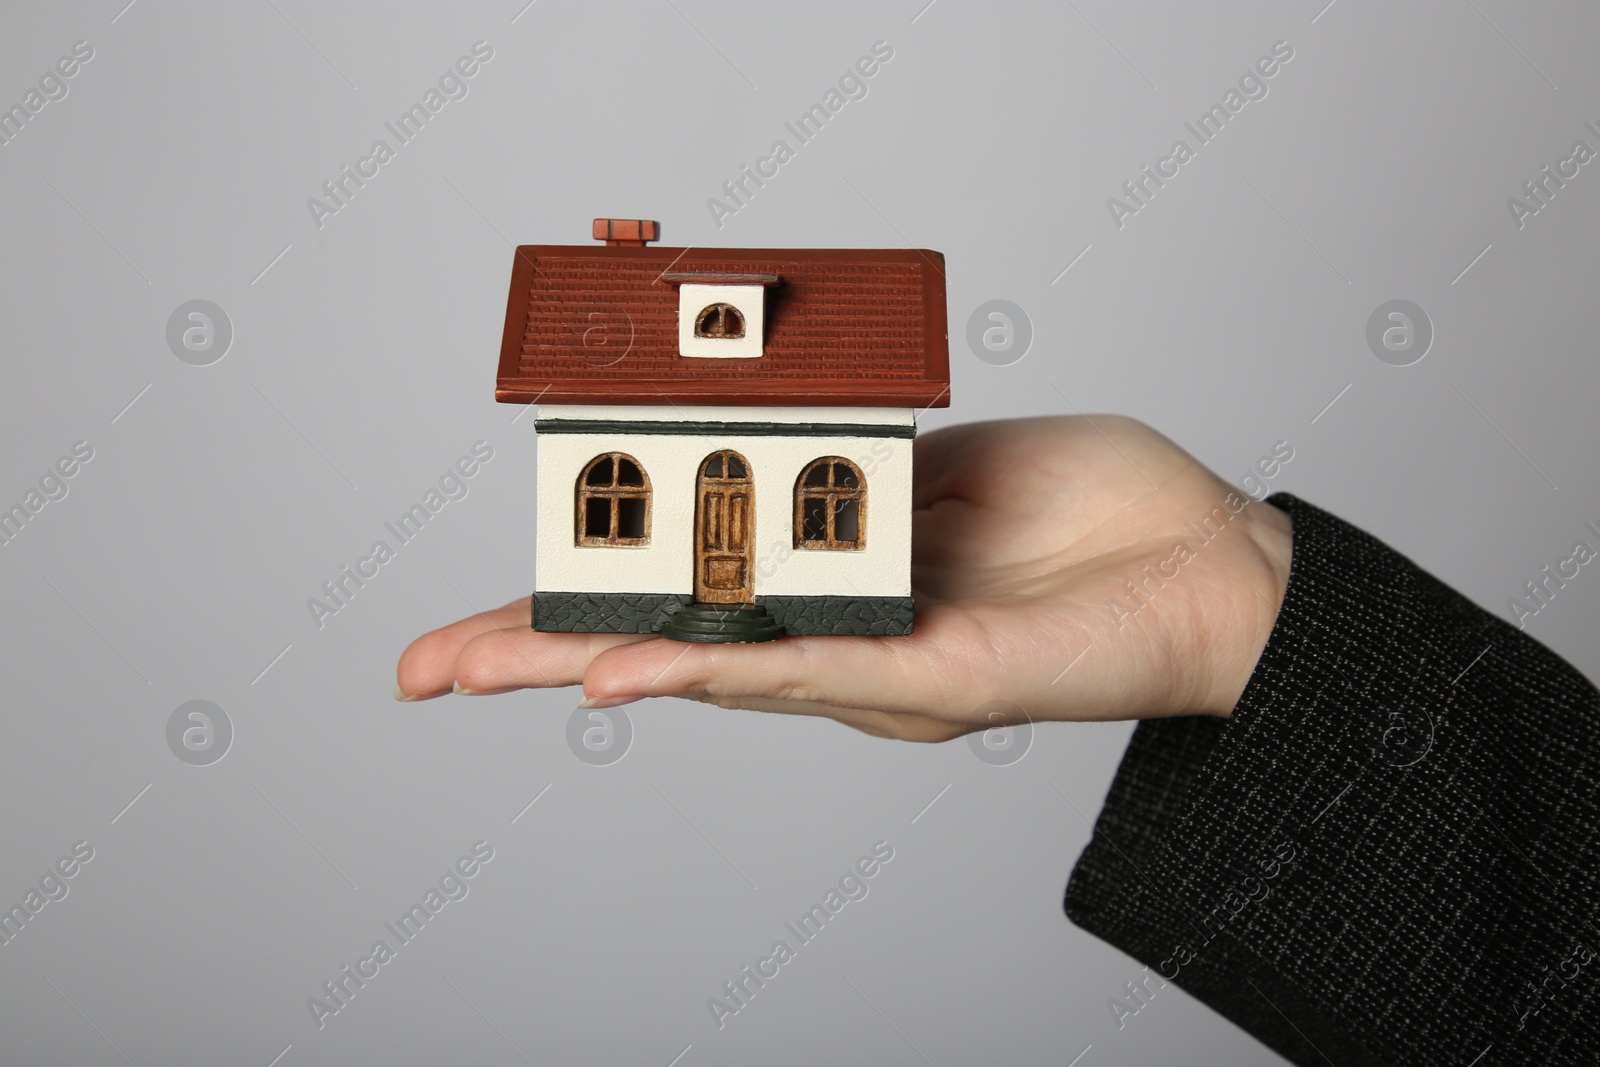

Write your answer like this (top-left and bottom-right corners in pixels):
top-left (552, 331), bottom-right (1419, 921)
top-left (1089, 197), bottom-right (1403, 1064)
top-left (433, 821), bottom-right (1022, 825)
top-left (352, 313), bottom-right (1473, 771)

top-left (1063, 493), bottom-right (1597, 1065)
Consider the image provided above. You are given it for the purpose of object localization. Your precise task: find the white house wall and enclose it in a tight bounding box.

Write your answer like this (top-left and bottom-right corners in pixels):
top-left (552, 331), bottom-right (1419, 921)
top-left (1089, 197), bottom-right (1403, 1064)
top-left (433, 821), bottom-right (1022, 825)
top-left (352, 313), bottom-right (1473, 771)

top-left (534, 422), bottom-right (912, 599)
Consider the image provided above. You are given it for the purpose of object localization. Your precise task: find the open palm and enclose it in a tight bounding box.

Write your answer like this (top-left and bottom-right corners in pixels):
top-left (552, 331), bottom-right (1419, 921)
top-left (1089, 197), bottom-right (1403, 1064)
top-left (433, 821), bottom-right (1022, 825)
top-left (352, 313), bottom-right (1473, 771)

top-left (396, 416), bottom-right (1293, 740)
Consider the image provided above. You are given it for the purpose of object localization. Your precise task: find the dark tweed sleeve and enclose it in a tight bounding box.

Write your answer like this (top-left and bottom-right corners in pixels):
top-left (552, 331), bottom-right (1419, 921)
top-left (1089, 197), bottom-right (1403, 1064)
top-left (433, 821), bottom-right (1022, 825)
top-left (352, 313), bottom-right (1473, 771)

top-left (1064, 494), bottom-right (1600, 1067)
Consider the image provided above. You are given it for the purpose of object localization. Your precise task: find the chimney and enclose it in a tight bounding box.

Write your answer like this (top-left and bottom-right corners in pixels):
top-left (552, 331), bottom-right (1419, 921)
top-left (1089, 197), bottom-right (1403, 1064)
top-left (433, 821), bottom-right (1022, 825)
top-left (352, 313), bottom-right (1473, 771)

top-left (593, 218), bottom-right (660, 247)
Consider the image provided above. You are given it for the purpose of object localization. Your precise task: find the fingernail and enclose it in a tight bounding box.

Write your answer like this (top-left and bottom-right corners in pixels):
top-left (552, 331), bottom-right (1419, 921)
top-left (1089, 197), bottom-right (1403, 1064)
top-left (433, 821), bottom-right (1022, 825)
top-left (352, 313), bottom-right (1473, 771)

top-left (394, 685), bottom-right (421, 702)
top-left (453, 682), bottom-right (525, 697)
top-left (578, 694), bottom-right (643, 710)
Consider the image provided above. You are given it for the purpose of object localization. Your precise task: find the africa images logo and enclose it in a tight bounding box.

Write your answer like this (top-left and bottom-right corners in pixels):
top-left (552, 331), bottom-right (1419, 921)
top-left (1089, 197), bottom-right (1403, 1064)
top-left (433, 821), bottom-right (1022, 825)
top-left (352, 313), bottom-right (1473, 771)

top-left (707, 841), bottom-right (895, 1029)
top-left (1106, 40), bottom-right (1295, 229)
top-left (306, 841), bottom-right (495, 1029)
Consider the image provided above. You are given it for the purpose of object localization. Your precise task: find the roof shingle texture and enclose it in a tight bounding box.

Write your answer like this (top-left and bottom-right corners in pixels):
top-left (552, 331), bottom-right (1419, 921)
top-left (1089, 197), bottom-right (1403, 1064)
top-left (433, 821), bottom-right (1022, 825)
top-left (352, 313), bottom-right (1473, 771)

top-left (496, 245), bottom-right (950, 407)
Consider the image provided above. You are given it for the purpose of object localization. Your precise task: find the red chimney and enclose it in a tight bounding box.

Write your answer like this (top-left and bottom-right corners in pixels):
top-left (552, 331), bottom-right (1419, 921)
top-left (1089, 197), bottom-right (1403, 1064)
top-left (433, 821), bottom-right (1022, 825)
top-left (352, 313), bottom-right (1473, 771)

top-left (592, 218), bottom-right (660, 246)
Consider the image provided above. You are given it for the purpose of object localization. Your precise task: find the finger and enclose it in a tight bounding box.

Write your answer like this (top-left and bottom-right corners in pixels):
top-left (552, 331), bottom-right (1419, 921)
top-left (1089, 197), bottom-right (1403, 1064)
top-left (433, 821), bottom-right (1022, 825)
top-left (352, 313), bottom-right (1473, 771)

top-left (453, 628), bottom-right (656, 695)
top-left (683, 693), bottom-right (972, 742)
top-left (396, 597), bottom-right (533, 699)
top-left (912, 423), bottom-right (982, 509)
top-left (580, 612), bottom-right (982, 721)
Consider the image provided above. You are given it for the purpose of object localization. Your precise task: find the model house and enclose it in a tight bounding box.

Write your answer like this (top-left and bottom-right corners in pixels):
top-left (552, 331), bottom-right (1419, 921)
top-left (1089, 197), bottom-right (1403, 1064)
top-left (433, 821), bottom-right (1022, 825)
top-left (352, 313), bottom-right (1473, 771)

top-left (495, 218), bottom-right (950, 643)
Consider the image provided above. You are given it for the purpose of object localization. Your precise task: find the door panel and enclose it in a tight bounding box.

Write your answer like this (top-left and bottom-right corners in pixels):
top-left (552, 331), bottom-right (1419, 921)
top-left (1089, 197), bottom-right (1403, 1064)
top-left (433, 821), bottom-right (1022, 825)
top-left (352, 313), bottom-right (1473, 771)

top-left (729, 495), bottom-right (747, 551)
top-left (704, 558), bottom-right (745, 590)
top-left (694, 450), bottom-right (755, 604)
top-left (702, 494), bottom-right (722, 549)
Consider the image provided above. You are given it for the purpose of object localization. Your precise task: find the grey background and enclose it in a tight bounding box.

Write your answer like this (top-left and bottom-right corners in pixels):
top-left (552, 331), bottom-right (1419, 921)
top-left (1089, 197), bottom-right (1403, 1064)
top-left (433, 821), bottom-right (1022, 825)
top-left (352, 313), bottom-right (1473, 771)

top-left (2, 1), bottom-right (1596, 1064)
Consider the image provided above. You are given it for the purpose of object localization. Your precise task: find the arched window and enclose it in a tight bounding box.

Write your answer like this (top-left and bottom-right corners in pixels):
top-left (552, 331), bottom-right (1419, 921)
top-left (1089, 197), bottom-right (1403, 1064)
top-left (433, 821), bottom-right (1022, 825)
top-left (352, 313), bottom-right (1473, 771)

top-left (694, 303), bottom-right (746, 339)
top-left (577, 453), bottom-right (650, 546)
top-left (794, 457), bottom-right (865, 550)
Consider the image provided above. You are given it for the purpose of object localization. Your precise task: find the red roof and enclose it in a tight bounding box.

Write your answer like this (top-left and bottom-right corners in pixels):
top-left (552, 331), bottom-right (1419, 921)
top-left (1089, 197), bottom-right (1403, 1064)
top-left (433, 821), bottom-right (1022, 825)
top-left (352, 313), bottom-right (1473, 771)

top-left (496, 245), bottom-right (950, 407)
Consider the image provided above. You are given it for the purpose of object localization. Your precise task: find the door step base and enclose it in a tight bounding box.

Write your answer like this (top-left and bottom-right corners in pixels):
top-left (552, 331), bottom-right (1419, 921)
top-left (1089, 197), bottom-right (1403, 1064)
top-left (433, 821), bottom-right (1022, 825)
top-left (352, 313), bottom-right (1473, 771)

top-left (659, 602), bottom-right (786, 644)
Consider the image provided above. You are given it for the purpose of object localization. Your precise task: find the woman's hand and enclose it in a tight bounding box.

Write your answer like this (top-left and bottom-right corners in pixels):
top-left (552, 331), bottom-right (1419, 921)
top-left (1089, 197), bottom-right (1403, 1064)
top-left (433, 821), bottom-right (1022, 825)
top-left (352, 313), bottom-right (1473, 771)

top-left (395, 416), bottom-right (1292, 741)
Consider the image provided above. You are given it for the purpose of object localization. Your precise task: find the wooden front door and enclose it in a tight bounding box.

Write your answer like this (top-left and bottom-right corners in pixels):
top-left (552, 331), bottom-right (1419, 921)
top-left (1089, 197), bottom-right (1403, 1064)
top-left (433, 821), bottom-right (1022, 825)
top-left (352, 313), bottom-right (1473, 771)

top-left (694, 450), bottom-right (754, 603)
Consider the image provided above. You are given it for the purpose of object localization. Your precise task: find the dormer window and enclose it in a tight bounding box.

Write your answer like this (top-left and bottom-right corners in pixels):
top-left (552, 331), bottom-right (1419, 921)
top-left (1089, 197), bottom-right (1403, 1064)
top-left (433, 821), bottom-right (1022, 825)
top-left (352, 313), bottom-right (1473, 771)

top-left (665, 273), bottom-right (779, 359)
top-left (695, 303), bottom-right (745, 339)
